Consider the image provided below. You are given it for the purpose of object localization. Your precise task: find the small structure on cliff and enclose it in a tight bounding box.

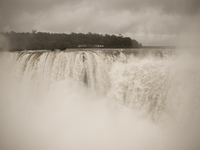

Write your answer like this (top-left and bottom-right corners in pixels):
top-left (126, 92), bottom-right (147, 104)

top-left (78, 44), bottom-right (104, 48)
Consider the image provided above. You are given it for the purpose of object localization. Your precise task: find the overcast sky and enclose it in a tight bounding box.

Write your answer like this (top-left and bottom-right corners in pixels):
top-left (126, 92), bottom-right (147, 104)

top-left (0, 0), bottom-right (199, 46)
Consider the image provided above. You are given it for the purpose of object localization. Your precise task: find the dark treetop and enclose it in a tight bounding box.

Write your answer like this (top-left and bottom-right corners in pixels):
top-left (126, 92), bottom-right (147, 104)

top-left (1, 31), bottom-right (142, 51)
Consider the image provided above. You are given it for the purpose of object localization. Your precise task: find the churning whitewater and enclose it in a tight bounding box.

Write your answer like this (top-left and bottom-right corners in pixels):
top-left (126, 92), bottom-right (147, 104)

top-left (0, 49), bottom-right (200, 150)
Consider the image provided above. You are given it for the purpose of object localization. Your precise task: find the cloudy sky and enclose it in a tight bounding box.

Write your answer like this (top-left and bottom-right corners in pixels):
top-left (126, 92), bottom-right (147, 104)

top-left (0, 0), bottom-right (199, 46)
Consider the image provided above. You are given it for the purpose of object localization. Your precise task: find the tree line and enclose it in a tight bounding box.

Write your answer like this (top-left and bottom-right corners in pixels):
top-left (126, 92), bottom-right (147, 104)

top-left (1, 31), bottom-right (142, 51)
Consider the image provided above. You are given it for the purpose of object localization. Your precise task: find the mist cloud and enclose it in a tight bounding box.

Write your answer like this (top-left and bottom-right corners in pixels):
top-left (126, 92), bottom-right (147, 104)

top-left (0, 0), bottom-right (199, 46)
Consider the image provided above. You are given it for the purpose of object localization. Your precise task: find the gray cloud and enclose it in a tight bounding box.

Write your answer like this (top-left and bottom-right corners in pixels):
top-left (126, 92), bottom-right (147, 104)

top-left (0, 0), bottom-right (199, 46)
top-left (103, 0), bottom-right (200, 15)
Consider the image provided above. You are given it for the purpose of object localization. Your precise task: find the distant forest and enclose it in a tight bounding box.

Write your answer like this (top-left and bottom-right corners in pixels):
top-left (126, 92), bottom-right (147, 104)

top-left (0, 31), bottom-right (142, 51)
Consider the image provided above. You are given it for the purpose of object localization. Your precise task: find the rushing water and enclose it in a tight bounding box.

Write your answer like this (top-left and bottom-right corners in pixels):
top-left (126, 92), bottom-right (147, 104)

top-left (0, 49), bottom-right (200, 150)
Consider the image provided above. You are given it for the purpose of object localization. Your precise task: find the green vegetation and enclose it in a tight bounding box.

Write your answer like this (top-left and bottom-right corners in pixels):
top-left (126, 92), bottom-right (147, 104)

top-left (1, 31), bottom-right (141, 51)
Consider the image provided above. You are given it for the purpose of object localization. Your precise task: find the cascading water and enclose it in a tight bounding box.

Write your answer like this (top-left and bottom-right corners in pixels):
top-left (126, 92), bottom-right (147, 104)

top-left (0, 49), bottom-right (200, 150)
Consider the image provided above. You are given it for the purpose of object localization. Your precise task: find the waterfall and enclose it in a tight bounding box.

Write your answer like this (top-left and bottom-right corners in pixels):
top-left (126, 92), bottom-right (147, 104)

top-left (0, 49), bottom-right (200, 150)
top-left (1, 50), bottom-right (200, 118)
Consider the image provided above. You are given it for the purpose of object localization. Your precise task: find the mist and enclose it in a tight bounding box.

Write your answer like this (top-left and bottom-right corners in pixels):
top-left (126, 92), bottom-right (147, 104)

top-left (0, 78), bottom-right (162, 150)
top-left (0, 34), bottom-right (9, 51)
